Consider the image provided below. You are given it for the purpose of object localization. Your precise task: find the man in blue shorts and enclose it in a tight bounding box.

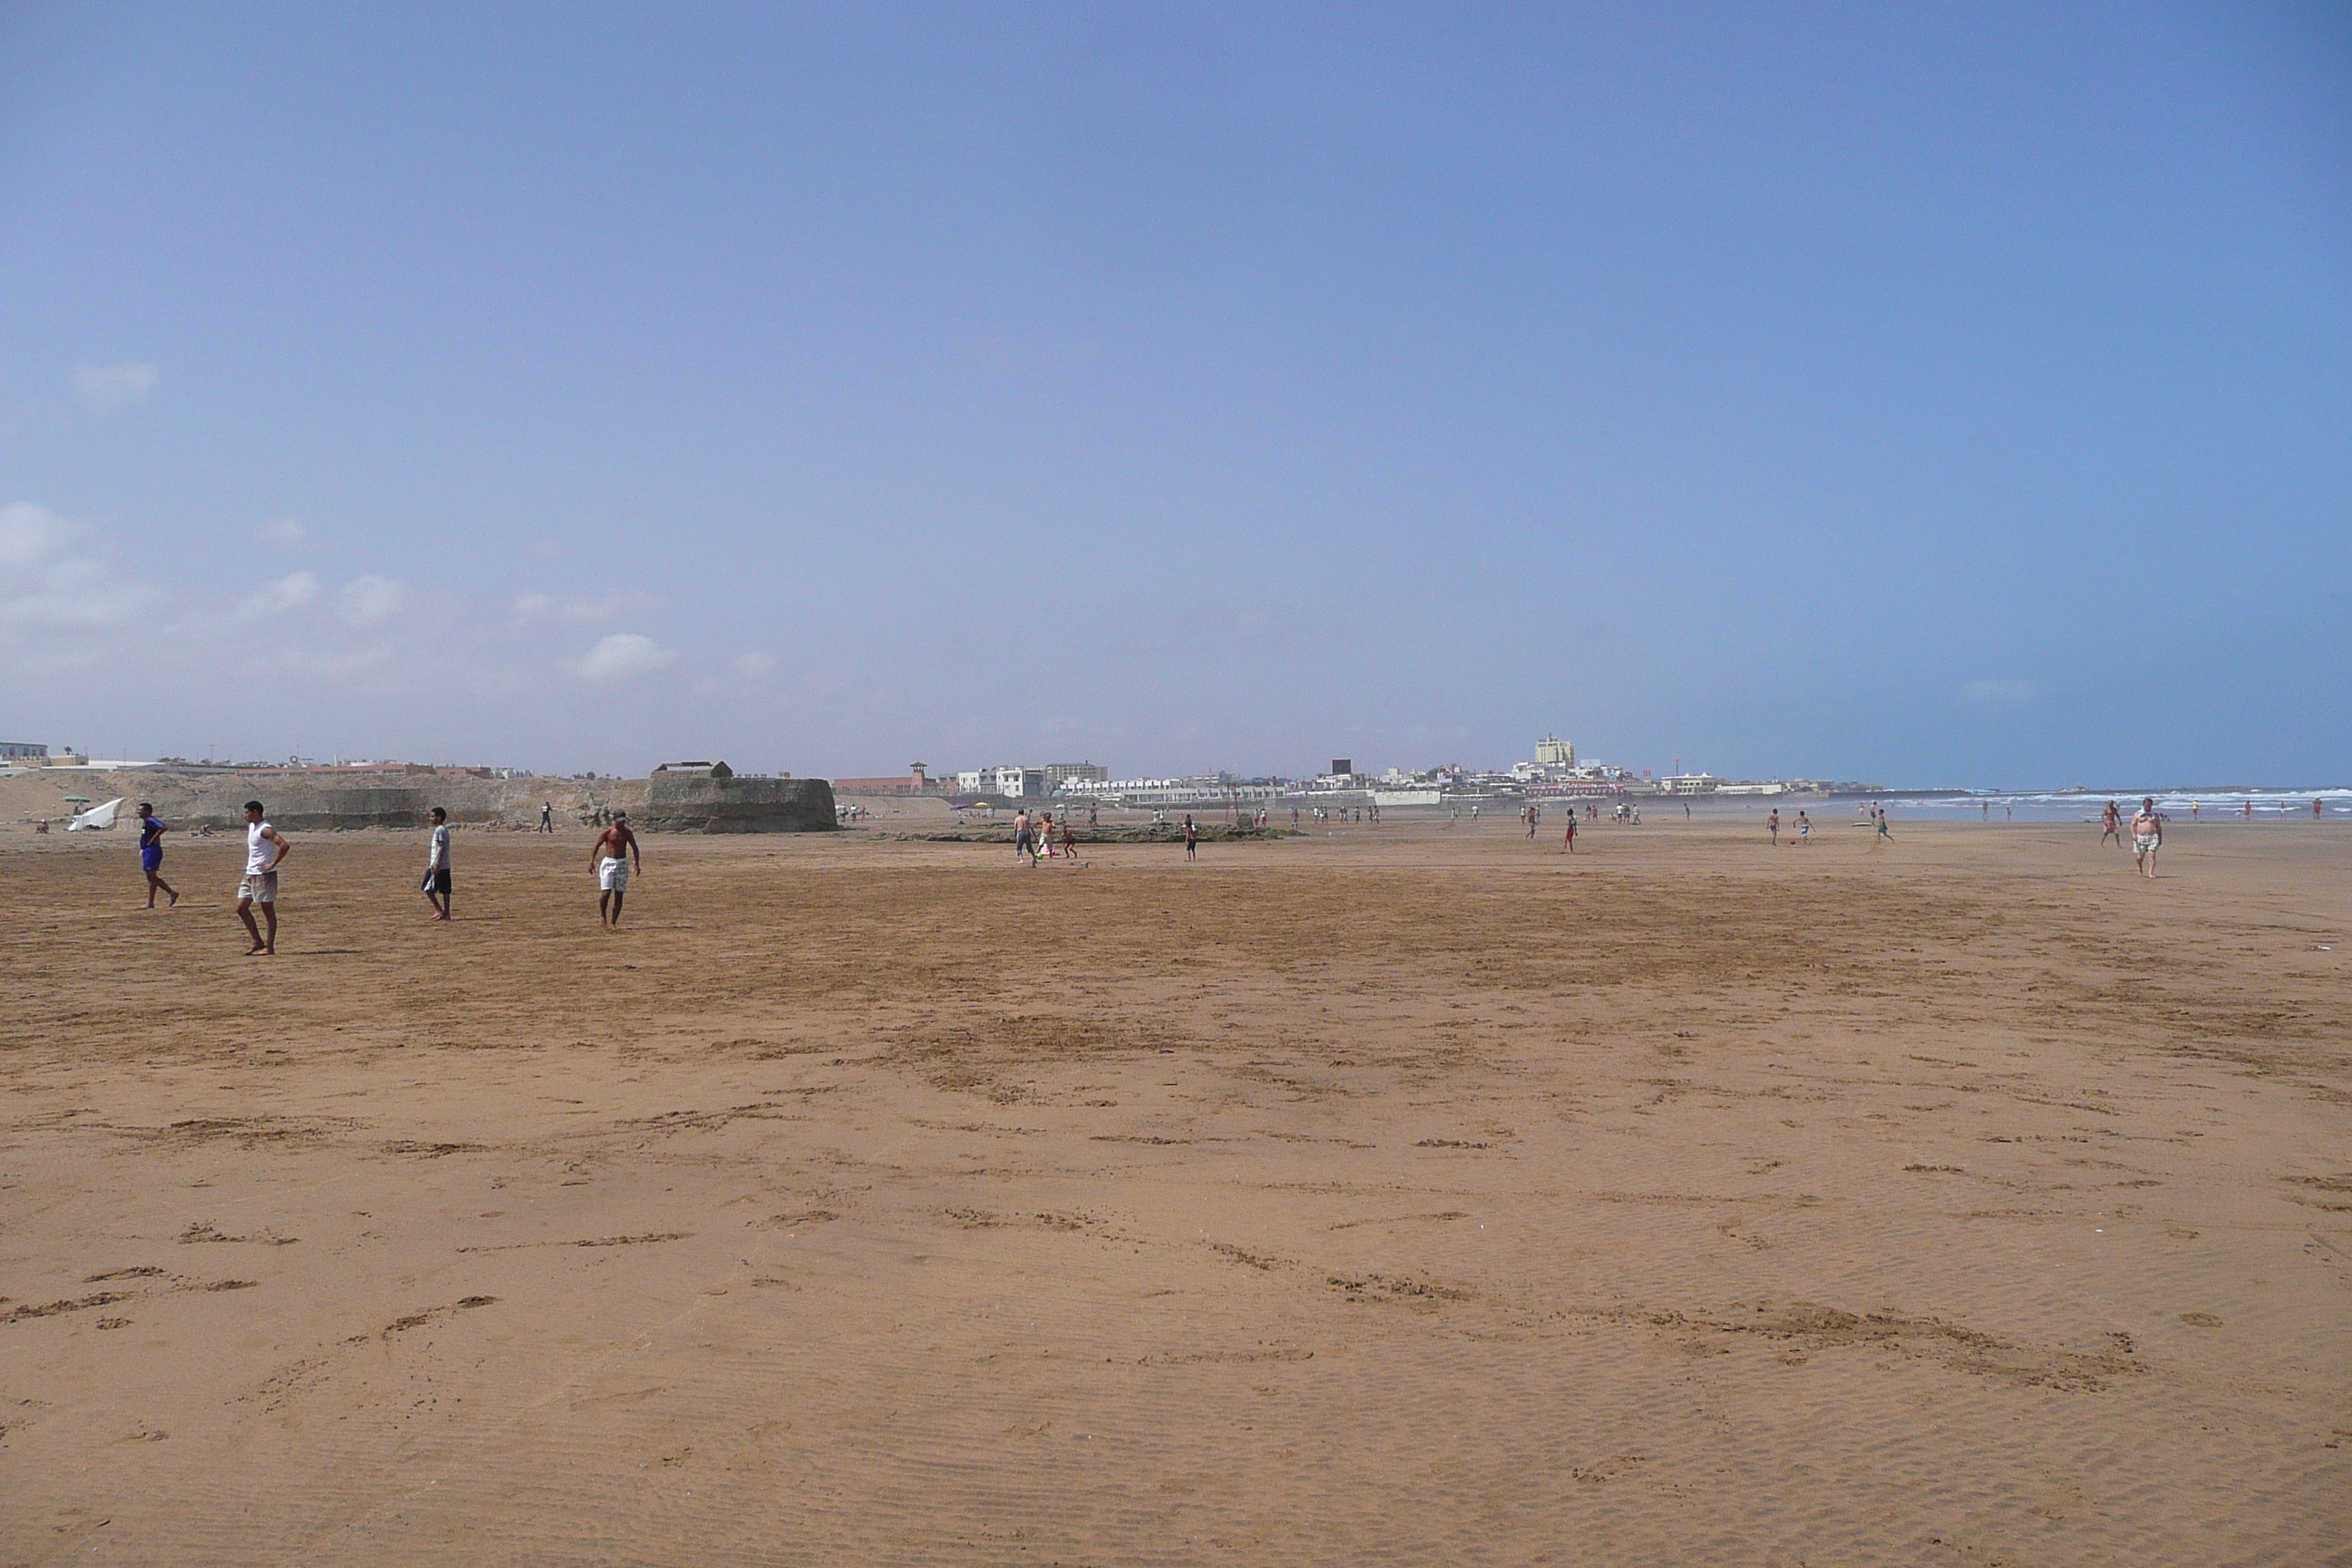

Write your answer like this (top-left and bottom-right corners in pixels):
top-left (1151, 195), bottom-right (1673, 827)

top-left (137, 802), bottom-right (178, 908)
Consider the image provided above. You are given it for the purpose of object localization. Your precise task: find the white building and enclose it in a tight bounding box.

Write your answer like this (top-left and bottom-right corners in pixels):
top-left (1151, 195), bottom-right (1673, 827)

top-left (1058, 775), bottom-right (1281, 807)
top-left (950, 766), bottom-right (1059, 798)
top-left (993, 766), bottom-right (1047, 799)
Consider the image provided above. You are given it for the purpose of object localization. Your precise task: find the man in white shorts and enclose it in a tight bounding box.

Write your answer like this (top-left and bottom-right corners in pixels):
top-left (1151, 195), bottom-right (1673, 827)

top-left (591, 811), bottom-right (641, 927)
top-left (236, 799), bottom-right (292, 955)
top-left (2131, 797), bottom-right (2163, 878)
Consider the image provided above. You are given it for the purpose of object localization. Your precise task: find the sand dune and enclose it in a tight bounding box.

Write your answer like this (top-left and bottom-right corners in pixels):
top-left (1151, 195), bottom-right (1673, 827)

top-left (1, 818), bottom-right (2345, 1564)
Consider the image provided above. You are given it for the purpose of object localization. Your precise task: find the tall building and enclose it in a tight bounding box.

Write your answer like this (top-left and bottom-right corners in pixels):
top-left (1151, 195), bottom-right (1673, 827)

top-left (1043, 761), bottom-right (1109, 786)
top-left (1534, 734), bottom-right (1575, 768)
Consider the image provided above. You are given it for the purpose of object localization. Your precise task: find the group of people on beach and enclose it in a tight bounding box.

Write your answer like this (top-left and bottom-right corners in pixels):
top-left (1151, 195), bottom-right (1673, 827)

top-left (123, 797), bottom-right (648, 953)
top-left (116, 777), bottom-right (2274, 946)
top-left (1009, 807), bottom-right (1082, 866)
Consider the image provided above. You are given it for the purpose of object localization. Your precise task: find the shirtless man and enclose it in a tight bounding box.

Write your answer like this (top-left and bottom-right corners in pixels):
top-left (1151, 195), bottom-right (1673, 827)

top-left (1768, 808), bottom-right (1779, 846)
top-left (2100, 801), bottom-right (2121, 846)
top-left (591, 811), bottom-right (642, 926)
top-left (237, 801), bottom-right (291, 954)
top-left (1562, 814), bottom-right (1576, 853)
top-left (2131, 797), bottom-right (2163, 878)
top-left (1012, 808), bottom-right (1035, 866)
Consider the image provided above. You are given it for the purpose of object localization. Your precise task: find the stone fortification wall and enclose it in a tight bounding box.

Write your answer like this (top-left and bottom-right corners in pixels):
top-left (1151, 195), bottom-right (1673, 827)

top-left (7, 769), bottom-right (832, 834)
top-left (636, 775), bottom-right (836, 834)
top-left (22, 771), bottom-right (614, 832)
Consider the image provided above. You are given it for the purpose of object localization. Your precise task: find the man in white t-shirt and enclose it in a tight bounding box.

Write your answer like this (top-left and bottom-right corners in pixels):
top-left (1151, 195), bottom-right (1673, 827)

top-left (237, 800), bottom-right (292, 955)
top-left (423, 806), bottom-right (453, 921)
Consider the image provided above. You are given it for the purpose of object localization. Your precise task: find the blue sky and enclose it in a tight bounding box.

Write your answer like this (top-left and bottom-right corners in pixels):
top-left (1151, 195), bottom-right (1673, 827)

top-left (3, 3), bottom-right (2345, 784)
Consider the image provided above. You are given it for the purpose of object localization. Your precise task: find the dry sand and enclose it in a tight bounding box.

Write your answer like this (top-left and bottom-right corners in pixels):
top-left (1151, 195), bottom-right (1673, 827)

top-left (1, 816), bottom-right (2346, 1565)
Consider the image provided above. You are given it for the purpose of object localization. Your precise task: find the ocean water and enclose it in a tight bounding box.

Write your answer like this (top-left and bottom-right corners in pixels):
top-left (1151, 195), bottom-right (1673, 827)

top-left (1842, 788), bottom-right (2352, 823)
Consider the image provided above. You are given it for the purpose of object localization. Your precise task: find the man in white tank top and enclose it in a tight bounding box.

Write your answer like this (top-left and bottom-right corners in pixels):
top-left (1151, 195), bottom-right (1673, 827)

top-left (237, 799), bottom-right (293, 955)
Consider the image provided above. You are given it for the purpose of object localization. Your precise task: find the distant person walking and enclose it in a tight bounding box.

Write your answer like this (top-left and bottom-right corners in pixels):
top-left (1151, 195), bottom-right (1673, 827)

top-left (540, 801), bottom-right (554, 834)
top-left (1184, 817), bottom-right (1199, 860)
top-left (2101, 801), bottom-right (2121, 846)
top-left (137, 802), bottom-right (177, 908)
top-left (1012, 807), bottom-right (1036, 866)
top-left (1797, 810), bottom-right (1811, 846)
top-left (236, 801), bottom-right (291, 955)
top-left (1768, 808), bottom-right (1780, 846)
top-left (1562, 815), bottom-right (1576, 853)
top-left (422, 807), bottom-right (453, 920)
top-left (592, 811), bottom-right (641, 926)
top-left (2131, 797), bottom-right (2163, 878)
top-left (1872, 807), bottom-right (1893, 849)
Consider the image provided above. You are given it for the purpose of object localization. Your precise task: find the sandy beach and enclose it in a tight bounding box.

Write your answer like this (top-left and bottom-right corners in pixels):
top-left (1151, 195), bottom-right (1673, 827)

top-left (1, 815), bottom-right (2345, 1565)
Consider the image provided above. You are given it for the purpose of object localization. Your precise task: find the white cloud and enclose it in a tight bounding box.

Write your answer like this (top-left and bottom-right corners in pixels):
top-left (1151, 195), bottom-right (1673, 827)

top-left (336, 575), bottom-right (409, 628)
top-left (0, 501), bottom-right (163, 640)
top-left (561, 632), bottom-right (678, 684)
top-left (731, 651), bottom-right (780, 680)
top-left (1963, 678), bottom-right (2040, 706)
top-left (236, 571), bottom-right (323, 622)
top-left (255, 516), bottom-right (309, 546)
top-left (512, 589), bottom-right (661, 625)
top-left (74, 363), bottom-right (159, 412)
top-left (3, 500), bottom-right (524, 691)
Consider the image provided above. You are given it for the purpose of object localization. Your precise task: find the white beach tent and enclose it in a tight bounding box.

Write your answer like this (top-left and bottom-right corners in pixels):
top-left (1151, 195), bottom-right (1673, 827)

top-left (67, 797), bottom-right (124, 831)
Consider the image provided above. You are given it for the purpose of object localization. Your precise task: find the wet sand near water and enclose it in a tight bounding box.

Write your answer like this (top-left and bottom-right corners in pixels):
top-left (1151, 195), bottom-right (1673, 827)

top-left (2, 819), bottom-right (2346, 1564)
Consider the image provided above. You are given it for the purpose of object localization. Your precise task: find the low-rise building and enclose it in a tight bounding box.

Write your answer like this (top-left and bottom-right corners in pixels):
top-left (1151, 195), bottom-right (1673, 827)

top-left (993, 766), bottom-right (1047, 799)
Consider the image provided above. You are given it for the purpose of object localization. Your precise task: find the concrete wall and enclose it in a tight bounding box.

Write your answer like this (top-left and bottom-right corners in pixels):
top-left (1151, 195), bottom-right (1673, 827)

top-left (26, 772), bottom-right (612, 832)
top-left (636, 775), bottom-right (836, 834)
top-left (8, 769), bottom-right (835, 834)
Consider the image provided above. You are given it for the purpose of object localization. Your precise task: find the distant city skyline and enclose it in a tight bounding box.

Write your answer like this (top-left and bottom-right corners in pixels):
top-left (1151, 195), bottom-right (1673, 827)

top-left (3, 6), bottom-right (2346, 785)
